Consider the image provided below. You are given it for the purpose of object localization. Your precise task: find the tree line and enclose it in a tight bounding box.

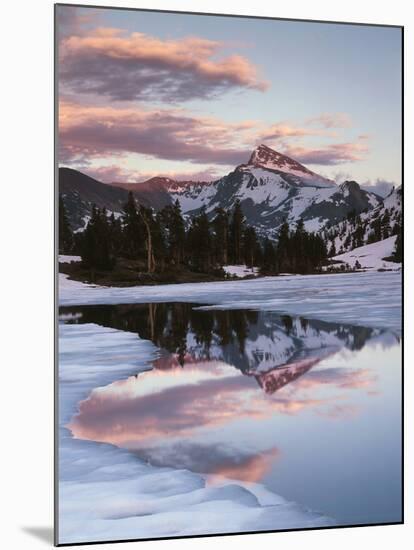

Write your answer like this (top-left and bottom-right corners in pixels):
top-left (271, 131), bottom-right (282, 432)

top-left (59, 192), bottom-right (328, 276)
top-left (323, 206), bottom-right (402, 260)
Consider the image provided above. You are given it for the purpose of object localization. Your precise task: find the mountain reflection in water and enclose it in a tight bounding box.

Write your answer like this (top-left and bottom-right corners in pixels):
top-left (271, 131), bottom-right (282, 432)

top-left (60, 303), bottom-right (393, 392)
top-left (60, 303), bottom-right (401, 524)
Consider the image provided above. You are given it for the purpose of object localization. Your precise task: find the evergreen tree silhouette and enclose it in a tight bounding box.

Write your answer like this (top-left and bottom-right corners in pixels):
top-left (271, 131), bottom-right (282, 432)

top-left (229, 200), bottom-right (245, 264)
top-left (212, 207), bottom-right (230, 265)
top-left (59, 195), bottom-right (74, 254)
top-left (243, 226), bottom-right (259, 267)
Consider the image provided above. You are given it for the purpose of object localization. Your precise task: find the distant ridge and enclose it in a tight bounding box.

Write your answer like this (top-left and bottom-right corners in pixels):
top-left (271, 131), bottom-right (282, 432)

top-left (59, 144), bottom-right (382, 235)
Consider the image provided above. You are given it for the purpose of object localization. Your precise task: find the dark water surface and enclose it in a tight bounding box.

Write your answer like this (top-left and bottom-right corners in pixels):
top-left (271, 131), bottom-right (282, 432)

top-left (60, 303), bottom-right (402, 526)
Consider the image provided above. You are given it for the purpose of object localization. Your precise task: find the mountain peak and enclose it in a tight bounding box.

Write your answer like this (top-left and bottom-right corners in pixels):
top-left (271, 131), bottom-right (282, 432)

top-left (248, 144), bottom-right (283, 166)
top-left (248, 143), bottom-right (310, 171)
top-left (247, 143), bottom-right (335, 188)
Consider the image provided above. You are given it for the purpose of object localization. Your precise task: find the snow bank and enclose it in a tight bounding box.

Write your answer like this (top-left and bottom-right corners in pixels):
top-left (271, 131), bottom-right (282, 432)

top-left (223, 265), bottom-right (259, 278)
top-left (59, 271), bottom-right (401, 333)
top-left (59, 254), bottom-right (81, 264)
top-left (330, 236), bottom-right (400, 272)
top-left (58, 323), bottom-right (332, 544)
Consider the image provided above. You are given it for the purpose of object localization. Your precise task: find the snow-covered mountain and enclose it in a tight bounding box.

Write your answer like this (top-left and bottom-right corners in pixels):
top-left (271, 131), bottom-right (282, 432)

top-left (322, 185), bottom-right (402, 256)
top-left (248, 144), bottom-right (334, 187)
top-left (160, 144), bottom-right (382, 237)
top-left (60, 144), bottom-right (382, 236)
top-left (59, 167), bottom-right (131, 231)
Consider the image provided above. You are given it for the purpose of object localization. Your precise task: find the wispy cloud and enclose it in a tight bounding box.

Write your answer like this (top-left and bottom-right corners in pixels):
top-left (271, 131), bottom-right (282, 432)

top-left (282, 141), bottom-right (369, 166)
top-left (60, 102), bottom-right (368, 171)
top-left (59, 27), bottom-right (268, 103)
top-left (59, 101), bottom-right (252, 166)
top-left (306, 112), bottom-right (353, 129)
top-left (259, 122), bottom-right (334, 141)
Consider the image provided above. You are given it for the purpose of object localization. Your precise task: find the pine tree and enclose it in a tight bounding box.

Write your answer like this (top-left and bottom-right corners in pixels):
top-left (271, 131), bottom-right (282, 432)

top-left (261, 238), bottom-right (277, 273)
top-left (344, 233), bottom-right (352, 249)
top-left (353, 218), bottom-right (365, 248)
top-left (313, 234), bottom-right (327, 268)
top-left (187, 208), bottom-right (212, 272)
top-left (392, 221), bottom-right (401, 237)
top-left (212, 207), bottom-right (230, 266)
top-left (292, 218), bottom-right (309, 273)
top-left (328, 241), bottom-right (336, 257)
top-left (80, 205), bottom-right (115, 270)
top-left (393, 231), bottom-right (402, 263)
top-left (59, 195), bottom-right (74, 254)
top-left (158, 201), bottom-right (186, 268)
top-left (276, 220), bottom-right (291, 272)
top-left (122, 192), bottom-right (144, 259)
top-left (254, 241), bottom-right (264, 267)
top-left (161, 200), bottom-right (186, 266)
top-left (109, 213), bottom-right (123, 256)
top-left (370, 216), bottom-right (382, 243)
top-left (243, 226), bottom-right (258, 267)
top-left (381, 209), bottom-right (391, 239)
top-left (229, 200), bottom-right (245, 264)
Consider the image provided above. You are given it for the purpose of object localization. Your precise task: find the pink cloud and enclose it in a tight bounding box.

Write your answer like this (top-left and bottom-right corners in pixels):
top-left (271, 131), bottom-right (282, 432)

top-left (56, 5), bottom-right (101, 39)
top-left (209, 448), bottom-right (280, 483)
top-left (59, 101), bottom-right (251, 166)
top-left (282, 142), bottom-right (369, 166)
top-left (260, 122), bottom-right (333, 141)
top-left (59, 26), bottom-right (268, 102)
top-left (59, 102), bottom-right (368, 171)
top-left (306, 112), bottom-right (353, 129)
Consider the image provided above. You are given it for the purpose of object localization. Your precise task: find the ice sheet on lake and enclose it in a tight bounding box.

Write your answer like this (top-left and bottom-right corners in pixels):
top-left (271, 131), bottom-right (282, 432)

top-left (58, 323), bottom-right (333, 544)
top-left (59, 271), bottom-right (401, 333)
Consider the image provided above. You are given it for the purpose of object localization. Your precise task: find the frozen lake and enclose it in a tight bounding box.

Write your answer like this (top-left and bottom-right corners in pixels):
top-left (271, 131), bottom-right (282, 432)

top-left (57, 272), bottom-right (402, 543)
top-left (59, 271), bottom-right (402, 333)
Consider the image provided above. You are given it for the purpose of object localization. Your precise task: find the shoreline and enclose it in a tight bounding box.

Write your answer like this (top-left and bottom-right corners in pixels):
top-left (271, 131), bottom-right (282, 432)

top-left (58, 271), bottom-right (402, 333)
top-left (59, 262), bottom-right (401, 289)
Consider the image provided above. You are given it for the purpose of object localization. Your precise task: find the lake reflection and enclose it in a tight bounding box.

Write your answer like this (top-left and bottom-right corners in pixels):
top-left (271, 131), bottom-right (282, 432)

top-left (61, 303), bottom-right (402, 525)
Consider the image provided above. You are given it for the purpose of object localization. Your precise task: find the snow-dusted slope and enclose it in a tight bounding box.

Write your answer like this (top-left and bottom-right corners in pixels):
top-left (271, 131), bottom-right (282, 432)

top-left (248, 144), bottom-right (334, 188)
top-left (327, 235), bottom-right (400, 272)
top-left (169, 145), bottom-right (381, 238)
top-left (322, 186), bottom-right (401, 255)
top-left (61, 145), bottom-right (382, 238)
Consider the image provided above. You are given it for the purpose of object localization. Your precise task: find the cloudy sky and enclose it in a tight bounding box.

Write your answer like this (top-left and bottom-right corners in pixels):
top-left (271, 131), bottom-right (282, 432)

top-left (57, 5), bottom-right (402, 193)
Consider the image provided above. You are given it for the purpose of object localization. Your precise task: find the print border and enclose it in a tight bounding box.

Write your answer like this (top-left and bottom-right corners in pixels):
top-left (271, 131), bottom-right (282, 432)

top-left (54, 3), bottom-right (404, 546)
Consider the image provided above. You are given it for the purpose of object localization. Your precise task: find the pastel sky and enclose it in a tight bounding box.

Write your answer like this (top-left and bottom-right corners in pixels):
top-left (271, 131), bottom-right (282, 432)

top-left (57, 5), bottom-right (402, 191)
